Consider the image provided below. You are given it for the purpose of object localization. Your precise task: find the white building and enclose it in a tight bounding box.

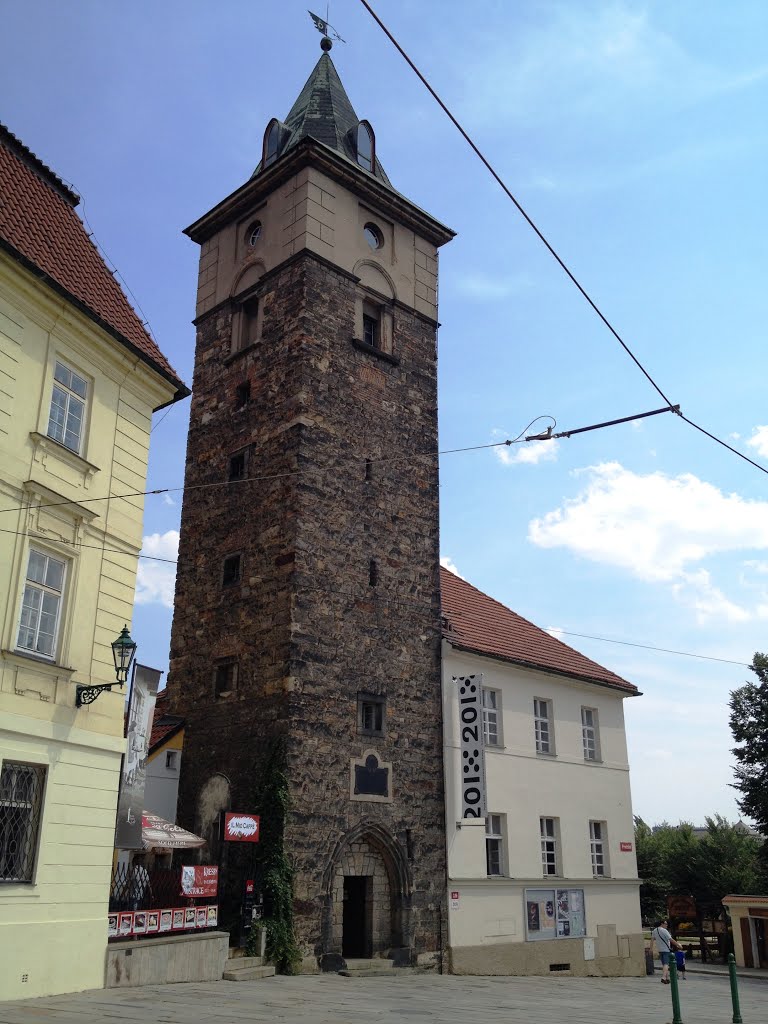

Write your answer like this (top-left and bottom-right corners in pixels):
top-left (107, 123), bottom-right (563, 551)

top-left (441, 568), bottom-right (644, 976)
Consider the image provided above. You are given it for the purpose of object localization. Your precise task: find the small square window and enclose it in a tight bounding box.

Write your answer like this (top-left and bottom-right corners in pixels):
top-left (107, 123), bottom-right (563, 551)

top-left (228, 452), bottom-right (246, 482)
top-left (358, 693), bottom-right (385, 736)
top-left (165, 751), bottom-right (179, 771)
top-left (235, 381), bottom-right (251, 408)
top-left (214, 662), bottom-right (238, 699)
top-left (222, 554), bottom-right (241, 587)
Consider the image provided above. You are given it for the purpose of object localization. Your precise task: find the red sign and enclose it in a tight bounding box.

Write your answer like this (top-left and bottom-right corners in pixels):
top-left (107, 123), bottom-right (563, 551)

top-left (180, 865), bottom-right (219, 897)
top-left (620, 842), bottom-right (633, 852)
top-left (451, 891), bottom-right (460, 900)
top-left (224, 812), bottom-right (260, 843)
top-left (245, 879), bottom-right (255, 894)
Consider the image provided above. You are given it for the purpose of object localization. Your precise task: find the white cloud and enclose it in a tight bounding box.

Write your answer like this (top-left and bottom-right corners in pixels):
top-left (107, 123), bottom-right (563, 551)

top-left (135, 530), bottom-right (179, 609)
top-left (496, 438), bottom-right (559, 467)
top-left (440, 556), bottom-right (465, 579)
top-left (546, 626), bottom-right (565, 639)
top-left (529, 462), bottom-right (768, 622)
top-left (161, 493), bottom-right (176, 507)
top-left (746, 425), bottom-right (768, 458)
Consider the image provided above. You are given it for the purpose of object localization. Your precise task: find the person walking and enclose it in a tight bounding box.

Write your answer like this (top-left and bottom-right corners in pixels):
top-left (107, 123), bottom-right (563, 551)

top-left (652, 918), bottom-right (679, 983)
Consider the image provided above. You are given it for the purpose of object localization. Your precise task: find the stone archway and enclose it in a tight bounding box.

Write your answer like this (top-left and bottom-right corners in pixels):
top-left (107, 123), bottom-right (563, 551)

top-left (321, 821), bottom-right (412, 963)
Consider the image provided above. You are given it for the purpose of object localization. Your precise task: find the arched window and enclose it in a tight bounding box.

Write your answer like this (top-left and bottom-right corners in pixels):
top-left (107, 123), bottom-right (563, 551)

top-left (356, 121), bottom-right (374, 172)
top-left (264, 120), bottom-right (280, 168)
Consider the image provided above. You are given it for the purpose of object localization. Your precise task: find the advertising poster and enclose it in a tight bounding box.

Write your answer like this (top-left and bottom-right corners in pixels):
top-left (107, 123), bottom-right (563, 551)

top-left (159, 910), bottom-right (173, 933)
top-left (115, 665), bottom-right (161, 850)
top-left (195, 908), bottom-right (207, 929)
top-left (172, 909), bottom-right (185, 930)
top-left (133, 911), bottom-right (147, 934)
top-left (184, 908), bottom-right (196, 928)
top-left (180, 865), bottom-right (219, 897)
top-left (118, 912), bottom-right (134, 936)
top-left (108, 913), bottom-right (118, 938)
top-left (527, 901), bottom-right (540, 931)
top-left (542, 900), bottom-right (555, 929)
top-left (147, 912), bottom-right (159, 933)
top-left (558, 920), bottom-right (571, 937)
top-left (557, 892), bottom-right (570, 919)
top-left (207, 905), bottom-right (218, 927)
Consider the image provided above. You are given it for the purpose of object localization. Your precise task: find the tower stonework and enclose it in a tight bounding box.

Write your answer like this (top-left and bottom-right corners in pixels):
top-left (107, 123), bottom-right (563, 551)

top-left (167, 51), bottom-right (454, 967)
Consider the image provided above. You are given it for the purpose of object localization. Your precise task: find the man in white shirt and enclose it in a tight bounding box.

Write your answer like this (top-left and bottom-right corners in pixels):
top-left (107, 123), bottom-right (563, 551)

top-left (652, 918), bottom-right (678, 983)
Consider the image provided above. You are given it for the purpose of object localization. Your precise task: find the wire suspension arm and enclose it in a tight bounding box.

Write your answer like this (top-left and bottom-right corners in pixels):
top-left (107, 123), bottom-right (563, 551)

top-left (544, 404), bottom-right (680, 440)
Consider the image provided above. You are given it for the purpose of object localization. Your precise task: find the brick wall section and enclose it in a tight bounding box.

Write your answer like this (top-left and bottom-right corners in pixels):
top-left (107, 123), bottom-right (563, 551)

top-left (167, 250), bottom-right (446, 959)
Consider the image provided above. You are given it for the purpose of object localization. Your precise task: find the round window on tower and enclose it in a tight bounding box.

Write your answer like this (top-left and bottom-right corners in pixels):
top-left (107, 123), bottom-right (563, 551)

top-left (247, 221), bottom-right (262, 247)
top-left (363, 223), bottom-right (383, 250)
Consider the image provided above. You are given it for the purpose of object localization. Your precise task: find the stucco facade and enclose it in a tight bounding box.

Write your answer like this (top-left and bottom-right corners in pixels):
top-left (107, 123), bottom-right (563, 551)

top-left (442, 634), bottom-right (643, 977)
top-left (0, 129), bottom-right (185, 1000)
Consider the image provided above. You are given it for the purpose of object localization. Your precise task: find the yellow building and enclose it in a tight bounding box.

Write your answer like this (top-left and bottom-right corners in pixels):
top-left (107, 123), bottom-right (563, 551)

top-left (0, 125), bottom-right (187, 999)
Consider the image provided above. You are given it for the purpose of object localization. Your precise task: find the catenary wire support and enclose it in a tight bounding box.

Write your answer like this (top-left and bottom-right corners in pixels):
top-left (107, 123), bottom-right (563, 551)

top-left (525, 404), bottom-right (680, 442)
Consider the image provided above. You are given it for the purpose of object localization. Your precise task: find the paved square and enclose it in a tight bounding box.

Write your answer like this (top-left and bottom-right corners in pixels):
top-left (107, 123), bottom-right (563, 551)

top-left (0, 972), bottom-right (762, 1024)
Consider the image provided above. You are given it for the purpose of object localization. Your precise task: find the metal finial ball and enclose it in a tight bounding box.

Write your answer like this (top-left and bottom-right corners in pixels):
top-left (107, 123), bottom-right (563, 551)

top-left (321, 36), bottom-right (332, 51)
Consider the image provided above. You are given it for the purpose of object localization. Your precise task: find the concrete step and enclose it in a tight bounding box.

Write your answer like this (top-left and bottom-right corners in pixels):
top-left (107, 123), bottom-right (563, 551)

top-left (223, 964), bottom-right (276, 981)
top-left (225, 956), bottom-right (264, 969)
top-left (345, 958), bottom-right (395, 970)
top-left (339, 967), bottom-right (415, 978)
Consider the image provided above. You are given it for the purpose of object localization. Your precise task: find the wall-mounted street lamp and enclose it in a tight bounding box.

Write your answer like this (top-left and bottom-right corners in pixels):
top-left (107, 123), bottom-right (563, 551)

top-left (75, 625), bottom-right (137, 707)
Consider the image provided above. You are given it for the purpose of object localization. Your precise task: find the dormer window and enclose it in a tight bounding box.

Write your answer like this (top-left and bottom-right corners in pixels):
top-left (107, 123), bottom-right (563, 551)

top-left (264, 119), bottom-right (280, 168)
top-left (356, 121), bottom-right (374, 172)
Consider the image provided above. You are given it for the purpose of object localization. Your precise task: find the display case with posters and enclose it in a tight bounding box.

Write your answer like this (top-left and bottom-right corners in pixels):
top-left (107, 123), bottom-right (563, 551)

top-left (524, 888), bottom-right (586, 941)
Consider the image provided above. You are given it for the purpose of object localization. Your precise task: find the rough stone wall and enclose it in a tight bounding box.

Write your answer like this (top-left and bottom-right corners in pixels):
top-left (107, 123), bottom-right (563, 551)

top-left (167, 249), bottom-right (446, 956)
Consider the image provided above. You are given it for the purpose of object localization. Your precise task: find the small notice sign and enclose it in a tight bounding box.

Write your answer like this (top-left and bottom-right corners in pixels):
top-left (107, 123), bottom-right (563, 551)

top-left (620, 841), bottom-right (633, 852)
top-left (223, 812), bottom-right (260, 843)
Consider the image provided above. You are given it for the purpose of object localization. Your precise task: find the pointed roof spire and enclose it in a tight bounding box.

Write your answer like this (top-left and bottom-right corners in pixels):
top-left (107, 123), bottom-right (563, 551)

top-left (253, 52), bottom-right (391, 186)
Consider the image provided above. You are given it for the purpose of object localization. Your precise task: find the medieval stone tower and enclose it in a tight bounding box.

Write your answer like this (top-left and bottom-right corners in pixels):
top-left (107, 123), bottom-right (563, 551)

top-left (166, 42), bottom-right (454, 968)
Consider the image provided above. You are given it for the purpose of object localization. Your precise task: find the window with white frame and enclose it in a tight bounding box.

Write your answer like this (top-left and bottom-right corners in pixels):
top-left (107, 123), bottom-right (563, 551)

top-left (540, 816), bottom-right (560, 876)
top-left (589, 820), bottom-right (609, 876)
top-left (47, 361), bottom-right (87, 454)
top-left (0, 762), bottom-right (46, 882)
top-left (534, 697), bottom-right (553, 754)
top-left (482, 688), bottom-right (500, 746)
top-left (581, 706), bottom-right (600, 761)
top-left (486, 813), bottom-right (504, 876)
top-left (16, 549), bottom-right (66, 659)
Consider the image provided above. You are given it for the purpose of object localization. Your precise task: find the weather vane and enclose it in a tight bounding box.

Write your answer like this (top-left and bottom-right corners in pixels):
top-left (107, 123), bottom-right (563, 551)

top-left (308, 7), bottom-right (346, 45)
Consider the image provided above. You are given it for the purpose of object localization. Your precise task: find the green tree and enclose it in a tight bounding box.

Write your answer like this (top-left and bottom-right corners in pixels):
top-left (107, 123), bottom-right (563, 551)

top-left (729, 653), bottom-right (768, 838)
top-left (634, 817), bottom-right (668, 923)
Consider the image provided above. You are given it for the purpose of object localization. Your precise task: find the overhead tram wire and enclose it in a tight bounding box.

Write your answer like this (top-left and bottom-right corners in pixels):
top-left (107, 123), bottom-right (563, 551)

top-left (0, 405), bottom-right (675, 520)
top-left (358, 1), bottom-right (768, 481)
top-left (546, 629), bottom-right (750, 669)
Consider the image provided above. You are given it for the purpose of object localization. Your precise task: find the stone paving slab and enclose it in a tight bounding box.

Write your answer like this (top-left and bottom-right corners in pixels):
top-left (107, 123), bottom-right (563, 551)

top-left (1, 972), bottom-right (764, 1024)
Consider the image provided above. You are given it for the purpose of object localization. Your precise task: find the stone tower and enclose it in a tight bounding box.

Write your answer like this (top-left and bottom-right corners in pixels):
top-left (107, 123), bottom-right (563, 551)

top-left (166, 43), bottom-right (454, 968)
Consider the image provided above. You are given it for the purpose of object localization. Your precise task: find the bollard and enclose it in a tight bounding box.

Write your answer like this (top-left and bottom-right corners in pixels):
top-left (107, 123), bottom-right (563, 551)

top-left (668, 952), bottom-right (684, 1024)
top-left (728, 953), bottom-right (743, 1024)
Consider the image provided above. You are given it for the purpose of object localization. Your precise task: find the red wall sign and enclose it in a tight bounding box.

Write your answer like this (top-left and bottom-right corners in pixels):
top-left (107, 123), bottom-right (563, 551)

top-left (620, 841), bottom-right (633, 852)
top-left (224, 812), bottom-right (260, 843)
top-left (180, 865), bottom-right (219, 897)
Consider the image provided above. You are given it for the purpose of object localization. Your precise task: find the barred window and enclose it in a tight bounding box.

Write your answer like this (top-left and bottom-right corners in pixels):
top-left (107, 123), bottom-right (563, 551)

top-left (16, 548), bottom-right (66, 659)
top-left (0, 762), bottom-right (46, 882)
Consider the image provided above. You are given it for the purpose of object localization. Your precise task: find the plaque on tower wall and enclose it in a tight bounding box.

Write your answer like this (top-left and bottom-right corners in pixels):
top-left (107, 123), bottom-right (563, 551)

top-left (455, 674), bottom-right (487, 820)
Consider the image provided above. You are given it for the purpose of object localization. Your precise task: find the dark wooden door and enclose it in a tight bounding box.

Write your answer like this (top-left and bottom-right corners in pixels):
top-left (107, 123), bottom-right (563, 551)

top-left (342, 876), bottom-right (369, 958)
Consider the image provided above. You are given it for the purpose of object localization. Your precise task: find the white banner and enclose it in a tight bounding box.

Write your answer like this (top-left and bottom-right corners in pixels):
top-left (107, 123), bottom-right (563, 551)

top-left (115, 664), bottom-right (161, 849)
top-left (455, 674), bottom-right (487, 820)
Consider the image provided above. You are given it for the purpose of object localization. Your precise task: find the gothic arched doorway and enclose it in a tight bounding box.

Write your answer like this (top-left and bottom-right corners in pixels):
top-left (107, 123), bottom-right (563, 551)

top-left (322, 822), bottom-right (412, 962)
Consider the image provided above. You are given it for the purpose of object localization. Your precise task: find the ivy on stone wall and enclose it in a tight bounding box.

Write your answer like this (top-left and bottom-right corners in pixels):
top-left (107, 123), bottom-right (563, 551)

top-left (252, 736), bottom-right (302, 974)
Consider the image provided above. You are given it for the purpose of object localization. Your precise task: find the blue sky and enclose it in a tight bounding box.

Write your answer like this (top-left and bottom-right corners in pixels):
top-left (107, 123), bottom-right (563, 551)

top-left (4, 1), bottom-right (768, 826)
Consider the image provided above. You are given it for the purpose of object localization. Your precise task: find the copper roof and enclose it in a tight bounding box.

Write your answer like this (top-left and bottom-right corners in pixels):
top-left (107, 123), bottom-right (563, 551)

top-left (0, 124), bottom-right (188, 404)
top-left (440, 567), bottom-right (638, 694)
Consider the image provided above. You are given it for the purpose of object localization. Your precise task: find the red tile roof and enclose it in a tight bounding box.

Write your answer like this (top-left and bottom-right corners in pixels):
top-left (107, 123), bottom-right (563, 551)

top-left (148, 689), bottom-right (184, 752)
top-left (440, 567), bottom-right (638, 694)
top-left (0, 125), bottom-right (188, 402)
